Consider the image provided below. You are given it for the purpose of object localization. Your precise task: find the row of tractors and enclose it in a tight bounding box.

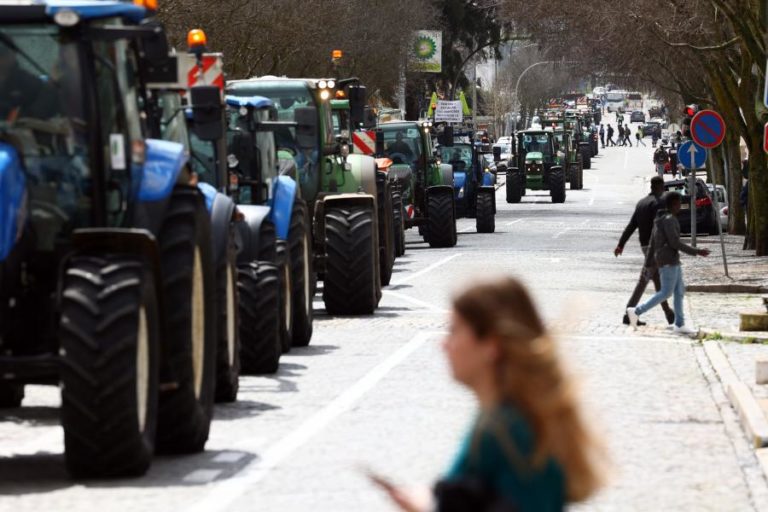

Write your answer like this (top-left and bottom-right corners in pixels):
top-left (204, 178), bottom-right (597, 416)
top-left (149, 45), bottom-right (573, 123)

top-left (501, 107), bottom-right (599, 204)
top-left (0, 1), bottom-right (495, 478)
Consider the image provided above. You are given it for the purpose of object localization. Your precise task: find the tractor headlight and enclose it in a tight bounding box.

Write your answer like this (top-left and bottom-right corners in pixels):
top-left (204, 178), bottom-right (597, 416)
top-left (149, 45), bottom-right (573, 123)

top-left (327, 80), bottom-right (336, 89)
top-left (318, 80), bottom-right (328, 89)
top-left (320, 89), bottom-right (331, 100)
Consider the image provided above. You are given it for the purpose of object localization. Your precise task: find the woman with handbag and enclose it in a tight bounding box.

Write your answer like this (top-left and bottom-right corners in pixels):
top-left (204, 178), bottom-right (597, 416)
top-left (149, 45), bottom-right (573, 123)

top-left (374, 278), bottom-right (606, 511)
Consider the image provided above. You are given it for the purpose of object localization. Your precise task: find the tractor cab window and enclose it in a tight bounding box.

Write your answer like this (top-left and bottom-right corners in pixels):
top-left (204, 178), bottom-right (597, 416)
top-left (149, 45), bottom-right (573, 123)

top-left (437, 144), bottom-right (472, 172)
top-left (380, 126), bottom-right (422, 166)
top-left (189, 130), bottom-right (217, 182)
top-left (0, 25), bottom-right (91, 249)
top-left (225, 106), bottom-right (276, 200)
top-left (332, 108), bottom-right (349, 138)
top-left (521, 134), bottom-right (553, 157)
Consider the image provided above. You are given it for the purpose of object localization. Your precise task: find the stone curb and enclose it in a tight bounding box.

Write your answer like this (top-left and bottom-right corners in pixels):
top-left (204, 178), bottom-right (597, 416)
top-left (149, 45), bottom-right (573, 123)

top-left (702, 341), bottom-right (768, 450)
top-left (699, 328), bottom-right (768, 343)
top-left (688, 284), bottom-right (768, 294)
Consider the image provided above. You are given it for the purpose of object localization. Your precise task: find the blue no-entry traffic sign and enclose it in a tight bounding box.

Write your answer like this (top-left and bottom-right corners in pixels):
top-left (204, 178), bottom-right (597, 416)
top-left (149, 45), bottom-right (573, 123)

top-left (678, 141), bottom-right (707, 169)
top-left (690, 110), bottom-right (726, 149)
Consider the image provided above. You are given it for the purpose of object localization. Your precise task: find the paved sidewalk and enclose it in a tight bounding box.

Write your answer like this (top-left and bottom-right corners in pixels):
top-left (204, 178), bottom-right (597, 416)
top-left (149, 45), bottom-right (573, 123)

top-left (684, 233), bottom-right (768, 292)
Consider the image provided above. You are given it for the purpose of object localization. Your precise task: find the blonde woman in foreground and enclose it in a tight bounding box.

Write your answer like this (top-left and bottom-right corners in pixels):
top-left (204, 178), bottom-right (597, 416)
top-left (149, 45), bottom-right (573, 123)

top-left (372, 278), bottom-right (606, 511)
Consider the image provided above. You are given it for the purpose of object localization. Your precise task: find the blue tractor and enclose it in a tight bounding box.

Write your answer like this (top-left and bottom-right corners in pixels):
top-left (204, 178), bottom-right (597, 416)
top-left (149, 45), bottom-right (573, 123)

top-left (436, 129), bottom-right (496, 233)
top-left (223, 94), bottom-right (314, 367)
top-left (0, 2), bottom-right (219, 477)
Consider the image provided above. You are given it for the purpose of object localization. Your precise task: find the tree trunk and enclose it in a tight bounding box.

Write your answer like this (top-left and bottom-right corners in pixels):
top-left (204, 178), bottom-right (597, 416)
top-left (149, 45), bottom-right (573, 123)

top-left (727, 135), bottom-right (747, 235)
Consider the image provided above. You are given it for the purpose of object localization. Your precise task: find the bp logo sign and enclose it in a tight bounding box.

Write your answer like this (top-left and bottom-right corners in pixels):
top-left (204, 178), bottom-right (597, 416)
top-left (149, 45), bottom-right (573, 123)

top-left (409, 30), bottom-right (442, 73)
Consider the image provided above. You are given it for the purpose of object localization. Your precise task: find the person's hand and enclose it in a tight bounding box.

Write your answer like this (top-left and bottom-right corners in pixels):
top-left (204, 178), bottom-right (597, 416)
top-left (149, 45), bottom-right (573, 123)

top-left (614, 246), bottom-right (623, 257)
top-left (698, 249), bottom-right (711, 257)
top-left (367, 473), bottom-right (431, 512)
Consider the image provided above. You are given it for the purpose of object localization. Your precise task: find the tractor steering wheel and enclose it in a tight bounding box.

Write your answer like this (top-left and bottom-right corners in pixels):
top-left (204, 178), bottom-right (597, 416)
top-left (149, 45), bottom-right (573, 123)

top-left (387, 152), bottom-right (409, 165)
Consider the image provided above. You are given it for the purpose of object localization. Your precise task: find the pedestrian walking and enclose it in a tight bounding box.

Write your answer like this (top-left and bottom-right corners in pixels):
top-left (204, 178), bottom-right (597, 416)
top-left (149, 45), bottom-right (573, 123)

top-left (615, 177), bottom-right (675, 326)
top-left (653, 146), bottom-right (668, 176)
top-left (636, 127), bottom-right (646, 147)
top-left (617, 124), bottom-right (625, 146)
top-left (373, 278), bottom-right (606, 512)
top-left (599, 124), bottom-right (605, 148)
top-left (623, 125), bottom-right (633, 147)
top-left (606, 124), bottom-right (616, 146)
top-left (627, 192), bottom-right (711, 334)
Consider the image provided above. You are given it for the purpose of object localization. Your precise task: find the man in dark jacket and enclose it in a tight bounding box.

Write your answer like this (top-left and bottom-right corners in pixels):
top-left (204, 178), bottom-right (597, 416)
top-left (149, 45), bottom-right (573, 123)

top-left (627, 192), bottom-right (710, 334)
top-left (615, 177), bottom-right (674, 326)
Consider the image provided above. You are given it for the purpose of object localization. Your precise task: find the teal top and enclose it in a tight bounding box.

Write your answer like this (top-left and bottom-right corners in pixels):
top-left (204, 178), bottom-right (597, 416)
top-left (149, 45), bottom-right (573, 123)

top-left (444, 405), bottom-right (565, 511)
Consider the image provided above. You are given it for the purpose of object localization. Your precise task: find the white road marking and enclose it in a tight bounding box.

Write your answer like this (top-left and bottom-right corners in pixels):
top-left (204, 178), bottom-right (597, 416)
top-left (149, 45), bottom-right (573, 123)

top-left (183, 469), bottom-right (224, 484)
top-left (458, 226), bottom-right (475, 233)
top-left (505, 219), bottom-right (523, 227)
top-left (212, 452), bottom-right (248, 464)
top-left (393, 253), bottom-right (462, 285)
top-left (552, 219), bottom-right (589, 240)
top-left (189, 332), bottom-right (438, 512)
top-left (385, 290), bottom-right (448, 314)
top-left (589, 197), bottom-right (595, 206)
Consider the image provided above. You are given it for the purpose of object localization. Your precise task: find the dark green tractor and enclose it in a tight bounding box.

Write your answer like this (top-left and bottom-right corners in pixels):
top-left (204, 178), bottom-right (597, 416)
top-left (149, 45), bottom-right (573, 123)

top-left (553, 130), bottom-right (584, 190)
top-left (505, 129), bottom-right (566, 204)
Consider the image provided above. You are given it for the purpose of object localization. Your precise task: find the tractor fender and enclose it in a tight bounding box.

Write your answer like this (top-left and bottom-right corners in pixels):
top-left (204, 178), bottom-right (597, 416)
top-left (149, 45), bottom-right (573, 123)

top-left (269, 175), bottom-right (297, 240)
top-left (138, 139), bottom-right (189, 202)
top-left (453, 171), bottom-right (467, 197)
top-left (277, 154), bottom-right (300, 185)
top-left (0, 143), bottom-right (26, 263)
top-left (439, 163), bottom-right (454, 187)
top-left (481, 172), bottom-right (495, 187)
top-left (426, 184), bottom-right (454, 201)
top-left (70, 227), bottom-right (165, 322)
top-left (209, 191), bottom-right (236, 267)
top-left (234, 204), bottom-right (272, 265)
top-left (345, 154), bottom-right (378, 197)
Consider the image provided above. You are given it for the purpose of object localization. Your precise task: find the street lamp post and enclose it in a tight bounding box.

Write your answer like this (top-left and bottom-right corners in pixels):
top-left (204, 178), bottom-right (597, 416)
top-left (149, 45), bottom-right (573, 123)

top-left (512, 60), bottom-right (558, 133)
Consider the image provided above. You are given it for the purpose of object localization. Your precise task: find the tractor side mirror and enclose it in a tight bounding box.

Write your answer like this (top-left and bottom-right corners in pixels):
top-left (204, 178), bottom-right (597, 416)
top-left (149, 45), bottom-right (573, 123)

top-left (294, 107), bottom-right (318, 150)
top-left (348, 85), bottom-right (366, 129)
top-left (190, 86), bottom-right (224, 141)
top-left (492, 146), bottom-right (501, 162)
top-left (375, 130), bottom-right (385, 156)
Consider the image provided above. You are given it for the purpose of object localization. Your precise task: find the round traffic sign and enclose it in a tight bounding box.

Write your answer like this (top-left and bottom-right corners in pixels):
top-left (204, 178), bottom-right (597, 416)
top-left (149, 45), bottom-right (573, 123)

top-left (678, 141), bottom-right (707, 169)
top-left (690, 110), bottom-right (726, 149)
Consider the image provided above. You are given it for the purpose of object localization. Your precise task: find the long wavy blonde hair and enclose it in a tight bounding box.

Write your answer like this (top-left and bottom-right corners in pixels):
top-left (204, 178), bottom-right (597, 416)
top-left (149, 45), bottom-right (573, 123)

top-left (453, 277), bottom-right (606, 502)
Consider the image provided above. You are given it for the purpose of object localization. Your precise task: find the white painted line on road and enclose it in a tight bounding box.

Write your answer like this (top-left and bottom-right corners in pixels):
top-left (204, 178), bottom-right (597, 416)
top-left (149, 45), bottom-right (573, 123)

top-left (385, 290), bottom-right (448, 314)
top-left (212, 452), bottom-right (248, 464)
top-left (189, 331), bottom-right (438, 512)
top-left (394, 253), bottom-right (462, 285)
top-left (552, 219), bottom-right (589, 240)
top-left (183, 469), bottom-right (224, 484)
top-left (505, 219), bottom-right (523, 227)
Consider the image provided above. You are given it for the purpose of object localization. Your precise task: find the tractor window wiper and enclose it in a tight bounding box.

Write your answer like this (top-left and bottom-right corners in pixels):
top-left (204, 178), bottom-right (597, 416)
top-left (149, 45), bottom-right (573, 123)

top-left (0, 31), bottom-right (57, 86)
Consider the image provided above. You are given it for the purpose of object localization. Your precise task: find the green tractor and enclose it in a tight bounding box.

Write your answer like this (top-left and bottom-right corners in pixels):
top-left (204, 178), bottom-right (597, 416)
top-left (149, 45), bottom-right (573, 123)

top-left (541, 114), bottom-right (583, 190)
top-left (330, 90), bottom-right (397, 285)
top-left (505, 129), bottom-right (566, 204)
top-left (375, 122), bottom-right (457, 248)
top-left (227, 77), bottom-right (382, 315)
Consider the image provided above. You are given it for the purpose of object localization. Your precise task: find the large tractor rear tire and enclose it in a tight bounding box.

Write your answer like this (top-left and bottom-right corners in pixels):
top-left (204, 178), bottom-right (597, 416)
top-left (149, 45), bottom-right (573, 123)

top-left (391, 186), bottom-right (406, 257)
top-left (156, 187), bottom-right (217, 455)
top-left (476, 190), bottom-right (495, 233)
top-left (0, 384), bottom-right (23, 408)
top-left (376, 173), bottom-right (395, 287)
top-left (506, 168), bottom-right (522, 204)
top-left (60, 255), bottom-right (159, 478)
top-left (581, 147), bottom-right (592, 170)
top-left (426, 192), bottom-right (457, 248)
top-left (550, 168), bottom-right (566, 204)
top-left (238, 262), bottom-right (281, 373)
top-left (577, 157), bottom-right (585, 190)
top-left (289, 199), bottom-right (314, 347)
top-left (323, 205), bottom-right (378, 315)
top-left (215, 227), bottom-right (240, 403)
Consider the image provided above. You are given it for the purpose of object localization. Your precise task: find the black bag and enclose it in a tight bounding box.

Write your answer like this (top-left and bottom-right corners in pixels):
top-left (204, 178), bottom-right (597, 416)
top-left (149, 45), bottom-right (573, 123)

top-left (434, 478), bottom-right (517, 512)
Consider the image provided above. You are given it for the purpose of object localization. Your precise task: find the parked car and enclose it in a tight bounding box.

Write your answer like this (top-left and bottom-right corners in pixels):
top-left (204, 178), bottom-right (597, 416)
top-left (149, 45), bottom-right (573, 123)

top-left (642, 121), bottom-right (661, 138)
top-left (630, 110), bottom-right (646, 123)
top-left (664, 179), bottom-right (719, 235)
top-left (706, 184), bottom-right (728, 231)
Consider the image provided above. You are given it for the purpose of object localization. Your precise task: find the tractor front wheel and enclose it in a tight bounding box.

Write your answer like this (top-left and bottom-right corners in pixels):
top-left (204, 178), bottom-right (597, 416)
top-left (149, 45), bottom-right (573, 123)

top-left (505, 168), bottom-right (522, 204)
top-left (289, 199), bottom-right (314, 347)
top-left (214, 226), bottom-right (240, 403)
top-left (476, 190), bottom-right (495, 233)
top-left (238, 262), bottom-right (281, 373)
top-left (391, 186), bottom-right (406, 257)
top-left (323, 205), bottom-right (378, 315)
top-left (60, 255), bottom-right (159, 478)
top-left (550, 168), bottom-right (566, 204)
top-left (426, 192), bottom-right (457, 248)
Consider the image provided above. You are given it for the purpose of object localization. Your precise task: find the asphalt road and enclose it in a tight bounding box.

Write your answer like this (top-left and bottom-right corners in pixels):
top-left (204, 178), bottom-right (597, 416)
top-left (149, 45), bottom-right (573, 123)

top-left (2, 114), bottom-right (767, 511)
